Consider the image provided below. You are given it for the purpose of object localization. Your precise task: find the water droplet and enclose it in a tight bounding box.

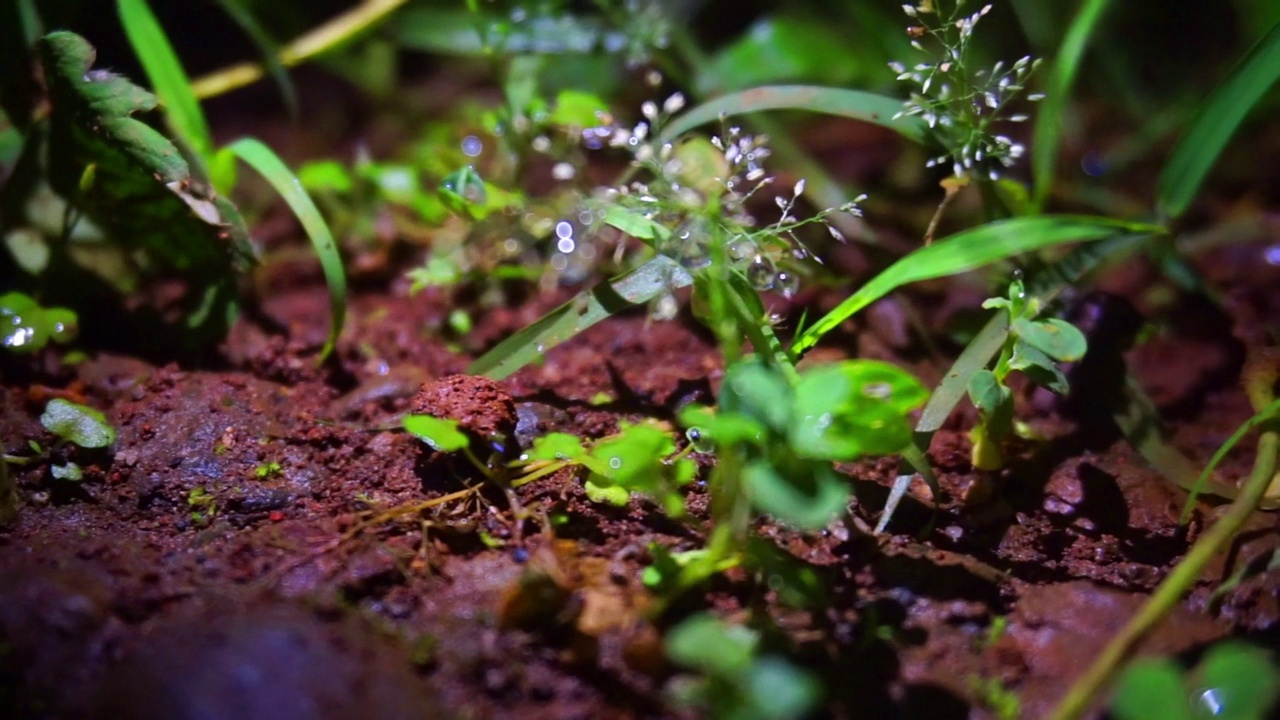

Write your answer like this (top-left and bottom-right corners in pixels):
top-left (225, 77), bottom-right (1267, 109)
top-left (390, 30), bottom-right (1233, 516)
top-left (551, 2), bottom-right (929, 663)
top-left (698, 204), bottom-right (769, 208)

top-left (650, 293), bottom-right (679, 321)
top-left (747, 257), bottom-right (774, 290)
top-left (863, 382), bottom-right (892, 399)
top-left (536, 343), bottom-right (546, 353)
top-left (727, 237), bottom-right (757, 264)
top-left (609, 457), bottom-right (622, 470)
top-left (1195, 688), bottom-right (1225, 716)
top-left (686, 427), bottom-right (714, 453)
top-left (775, 270), bottom-right (800, 298)
top-left (460, 135), bottom-right (483, 157)
top-left (1265, 244), bottom-right (1280, 266)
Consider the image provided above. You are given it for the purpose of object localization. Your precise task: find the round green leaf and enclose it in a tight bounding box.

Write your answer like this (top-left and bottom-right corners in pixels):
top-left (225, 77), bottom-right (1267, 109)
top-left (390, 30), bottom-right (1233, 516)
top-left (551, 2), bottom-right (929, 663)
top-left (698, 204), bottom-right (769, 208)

top-left (790, 361), bottom-right (927, 460)
top-left (584, 477), bottom-right (630, 507)
top-left (665, 613), bottom-right (759, 677)
top-left (40, 399), bottom-right (116, 448)
top-left (403, 415), bottom-right (469, 452)
top-left (1012, 317), bottom-right (1088, 362)
top-left (523, 432), bottom-right (588, 462)
top-left (50, 462), bottom-right (84, 481)
top-left (1192, 642), bottom-right (1280, 720)
top-left (744, 460), bottom-right (849, 530)
top-left (743, 656), bottom-right (823, 720)
top-left (720, 360), bottom-right (793, 433)
top-left (1110, 658), bottom-right (1194, 720)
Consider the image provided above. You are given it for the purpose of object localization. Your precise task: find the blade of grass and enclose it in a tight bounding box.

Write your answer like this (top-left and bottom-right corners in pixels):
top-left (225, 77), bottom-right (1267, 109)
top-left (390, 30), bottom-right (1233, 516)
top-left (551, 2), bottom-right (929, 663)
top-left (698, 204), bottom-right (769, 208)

top-left (790, 216), bottom-right (1164, 359)
top-left (1179, 397), bottom-right (1280, 521)
top-left (117, 0), bottom-right (214, 162)
top-left (468, 255), bottom-right (693, 380)
top-left (1047, 428), bottom-right (1279, 720)
top-left (215, 0), bottom-right (298, 119)
top-left (1031, 0), bottom-right (1112, 210)
top-left (223, 137), bottom-right (346, 362)
top-left (656, 85), bottom-right (928, 146)
top-left (191, 0), bottom-right (407, 100)
top-left (1157, 20), bottom-right (1280, 219)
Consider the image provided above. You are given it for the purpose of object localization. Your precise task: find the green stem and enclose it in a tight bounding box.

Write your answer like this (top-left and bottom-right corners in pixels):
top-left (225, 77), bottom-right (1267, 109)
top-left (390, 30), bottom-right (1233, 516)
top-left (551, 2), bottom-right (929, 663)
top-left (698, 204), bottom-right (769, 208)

top-left (1047, 428), bottom-right (1280, 720)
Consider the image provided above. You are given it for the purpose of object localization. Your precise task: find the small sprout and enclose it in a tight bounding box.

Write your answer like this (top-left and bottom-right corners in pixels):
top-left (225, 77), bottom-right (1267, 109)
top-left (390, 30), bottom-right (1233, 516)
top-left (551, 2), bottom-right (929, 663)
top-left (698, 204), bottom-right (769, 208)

top-left (40, 399), bottom-right (116, 449)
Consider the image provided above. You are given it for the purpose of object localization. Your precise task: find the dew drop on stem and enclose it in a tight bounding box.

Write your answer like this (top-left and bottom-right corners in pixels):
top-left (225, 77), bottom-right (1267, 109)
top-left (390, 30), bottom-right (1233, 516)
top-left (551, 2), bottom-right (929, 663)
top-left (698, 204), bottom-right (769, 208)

top-left (747, 257), bottom-right (775, 290)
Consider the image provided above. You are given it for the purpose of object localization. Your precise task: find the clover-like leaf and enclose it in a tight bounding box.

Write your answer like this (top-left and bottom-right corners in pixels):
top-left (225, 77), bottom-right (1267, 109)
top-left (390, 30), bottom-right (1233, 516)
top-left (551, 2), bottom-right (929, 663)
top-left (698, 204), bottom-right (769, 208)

top-left (403, 415), bottom-right (470, 452)
top-left (51, 462), bottom-right (84, 481)
top-left (40, 399), bottom-right (116, 448)
top-left (720, 359), bottom-right (793, 433)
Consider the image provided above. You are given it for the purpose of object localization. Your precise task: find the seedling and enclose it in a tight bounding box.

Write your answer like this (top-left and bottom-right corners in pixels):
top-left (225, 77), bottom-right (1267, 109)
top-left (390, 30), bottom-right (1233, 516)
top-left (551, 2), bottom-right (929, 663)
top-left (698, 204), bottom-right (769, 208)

top-left (967, 275), bottom-right (1087, 471)
top-left (664, 612), bottom-right (821, 720)
top-left (2, 398), bottom-right (120, 483)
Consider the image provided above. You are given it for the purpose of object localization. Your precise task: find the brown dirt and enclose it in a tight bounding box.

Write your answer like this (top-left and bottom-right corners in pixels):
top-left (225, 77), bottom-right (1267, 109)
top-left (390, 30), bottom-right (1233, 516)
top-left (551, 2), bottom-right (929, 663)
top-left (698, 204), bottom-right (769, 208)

top-left (2, 199), bottom-right (1279, 718)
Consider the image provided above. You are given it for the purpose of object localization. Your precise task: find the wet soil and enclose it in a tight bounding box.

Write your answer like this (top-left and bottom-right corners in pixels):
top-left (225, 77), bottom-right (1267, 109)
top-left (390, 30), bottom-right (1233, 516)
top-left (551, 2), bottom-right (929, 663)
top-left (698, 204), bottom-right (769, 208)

top-left (2, 191), bottom-right (1279, 718)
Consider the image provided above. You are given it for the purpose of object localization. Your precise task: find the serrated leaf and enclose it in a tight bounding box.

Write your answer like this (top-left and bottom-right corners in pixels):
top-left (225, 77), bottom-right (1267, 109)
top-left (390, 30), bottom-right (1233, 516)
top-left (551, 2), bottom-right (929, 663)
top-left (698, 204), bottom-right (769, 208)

top-left (403, 415), bottom-right (469, 452)
top-left (37, 31), bottom-right (252, 332)
top-left (40, 399), bottom-right (116, 448)
top-left (1012, 317), bottom-right (1088, 362)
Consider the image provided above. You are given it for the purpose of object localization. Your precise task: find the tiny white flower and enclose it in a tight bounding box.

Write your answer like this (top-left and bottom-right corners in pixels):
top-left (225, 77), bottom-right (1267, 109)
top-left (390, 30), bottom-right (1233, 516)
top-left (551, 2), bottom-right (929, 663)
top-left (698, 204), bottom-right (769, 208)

top-left (793, 178), bottom-right (806, 197)
top-left (641, 101), bottom-right (658, 119)
top-left (663, 92), bottom-right (685, 114)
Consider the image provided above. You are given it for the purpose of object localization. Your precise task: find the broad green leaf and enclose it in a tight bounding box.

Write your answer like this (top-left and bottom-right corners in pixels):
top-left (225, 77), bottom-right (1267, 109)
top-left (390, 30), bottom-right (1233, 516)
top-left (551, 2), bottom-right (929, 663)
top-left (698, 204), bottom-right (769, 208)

top-left (1009, 340), bottom-right (1070, 394)
top-left (696, 16), bottom-right (861, 94)
top-left (743, 459), bottom-right (849, 531)
top-left (1031, 0), bottom-right (1112, 210)
top-left (468, 255), bottom-right (692, 380)
top-left (1012, 317), bottom-right (1088, 362)
top-left (40, 398), bottom-right (116, 448)
top-left (968, 370), bottom-right (1012, 417)
top-left (790, 361), bottom-right (927, 460)
top-left (548, 89), bottom-right (608, 128)
top-left (588, 423), bottom-right (682, 495)
top-left (1110, 659), bottom-right (1194, 720)
top-left (224, 137), bottom-right (346, 361)
top-left (602, 206), bottom-right (668, 241)
top-left (523, 432), bottom-right (588, 462)
top-left (1158, 21), bottom-right (1280, 218)
top-left (790, 216), bottom-right (1163, 358)
top-left (719, 359), bottom-right (793, 434)
top-left (117, 0), bottom-right (214, 162)
top-left (665, 613), bottom-right (759, 678)
top-left (742, 657), bottom-right (823, 720)
top-left (658, 85), bottom-right (927, 147)
top-left (403, 415), bottom-right (469, 452)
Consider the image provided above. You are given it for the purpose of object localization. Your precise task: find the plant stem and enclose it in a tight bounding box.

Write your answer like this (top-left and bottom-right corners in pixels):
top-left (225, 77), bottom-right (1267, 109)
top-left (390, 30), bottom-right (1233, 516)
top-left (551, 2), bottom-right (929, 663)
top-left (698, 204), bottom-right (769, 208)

top-left (1047, 428), bottom-right (1280, 720)
top-left (190, 0), bottom-right (407, 99)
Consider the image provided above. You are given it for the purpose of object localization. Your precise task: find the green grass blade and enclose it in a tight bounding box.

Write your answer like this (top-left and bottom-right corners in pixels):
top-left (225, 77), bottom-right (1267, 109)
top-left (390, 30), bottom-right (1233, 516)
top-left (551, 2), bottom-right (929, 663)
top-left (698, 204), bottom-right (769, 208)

top-left (224, 137), bottom-right (346, 361)
top-left (117, 0), bottom-right (214, 162)
top-left (1157, 20), bottom-right (1280, 219)
top-left (215, 0), bottom-right (298, 118)
top-left (790, 216), bottom-right (1164, 358)
top-left (468, 256), bottom-right (692, 380)
top-left (1031, 0), bottom-right (1112, 210)
top-left (1179, 397), bottom-right (1280, 523)
top-left (657, 85), bottom-right (927, 146)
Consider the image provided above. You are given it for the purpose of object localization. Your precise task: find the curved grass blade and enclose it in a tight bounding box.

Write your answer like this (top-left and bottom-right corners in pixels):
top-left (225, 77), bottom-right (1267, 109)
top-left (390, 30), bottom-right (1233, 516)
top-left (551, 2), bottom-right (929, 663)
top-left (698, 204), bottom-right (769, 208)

top-left (1157, 20), bottom-right (1280, 219)
top-left (1179, 397), bottom-right (1280, 522)
top-left (1031, 0), bottom-right (1112, 210)
top-left (657, 85), bottom-right (927, 146)
top-left (215, 0), bottom-right (298, 118)
top-left (191, 0), bottom-right (407, 100)
top-left (468, 256), bottom-right (692, 380)
top-left (790, 216), bottom-right (1164, 359)
top-left (117, 0), bottom-right (214, 162)
top-left (224, 137), bottom-right (346, 361)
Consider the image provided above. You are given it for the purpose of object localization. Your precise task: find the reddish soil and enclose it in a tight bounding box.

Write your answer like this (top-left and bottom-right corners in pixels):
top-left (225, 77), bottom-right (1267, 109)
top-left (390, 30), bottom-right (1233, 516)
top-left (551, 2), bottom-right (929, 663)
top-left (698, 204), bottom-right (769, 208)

top-left (2, 171), bottom-right (1279, 718)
